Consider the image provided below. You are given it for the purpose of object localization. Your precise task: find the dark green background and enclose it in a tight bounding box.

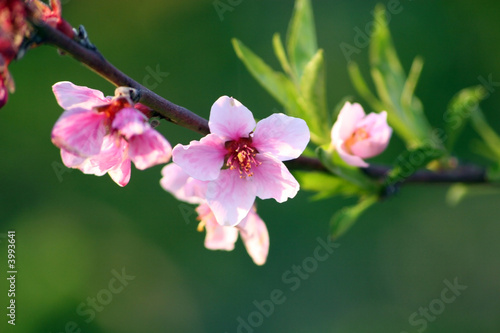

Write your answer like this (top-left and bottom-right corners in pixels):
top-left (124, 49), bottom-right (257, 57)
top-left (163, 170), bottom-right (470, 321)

top-left (1, 1), bottom-right (499, 332)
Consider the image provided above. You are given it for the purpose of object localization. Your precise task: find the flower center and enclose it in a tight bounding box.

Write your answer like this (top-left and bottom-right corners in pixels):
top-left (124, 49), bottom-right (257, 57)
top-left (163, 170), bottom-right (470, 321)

top-left (224, 137), bottom-right (260, 178)
top-left (344, 127), bottom-right (370, 154)
top-left (95, 97), bottom-right (132, 120)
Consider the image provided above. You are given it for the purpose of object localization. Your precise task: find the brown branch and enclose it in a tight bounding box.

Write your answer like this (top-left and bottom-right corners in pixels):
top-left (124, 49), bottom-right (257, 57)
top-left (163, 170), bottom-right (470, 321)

top-left (29, 16), bottom-right (489, 185)
top-left (286, 157), bottom-right (488, 183)
top-left (30, 19), bottom-right (210, 135)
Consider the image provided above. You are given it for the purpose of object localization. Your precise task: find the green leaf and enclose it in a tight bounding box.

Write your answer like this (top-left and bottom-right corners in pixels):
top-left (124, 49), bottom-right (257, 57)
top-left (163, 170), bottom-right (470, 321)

top-left (369, 5), bottom-right (432, 147)
top-left (349, 62), bottom-right (413, 143)
top-left (401, 56), bottom-right (424, 113)
top-left (294, 171), bottom-right (363, 200)
top-left (316, 146), bottom-right (379, 193)
top-left (348, 61), bottom-right (385, 112)
top-left (401, 57), bottom-right (431, 144)
top-left (232, 38), bottom-right (304, 117)
top-left (470, 107), bottom-right (500, 159)
top-left (272, 33), bottom-right (295, 81)
top-left (300, 49), bottom-right (329, 136)
top-left (385, 146), bottom-right (445, 186)
top-left (469, 139), bottom-right (498, 161)
top-left (444, 86), bottom-right (487, 151)
top-left (330, 196), bottom-right (378, 239)
top-left (286, 0), bottom-right (317, 79)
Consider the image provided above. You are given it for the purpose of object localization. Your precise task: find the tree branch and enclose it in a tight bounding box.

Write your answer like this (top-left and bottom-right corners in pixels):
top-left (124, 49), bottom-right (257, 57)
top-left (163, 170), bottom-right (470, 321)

top-left (29, 17), bottom-right (489, 185)
top-left (31, 19), bottom-right (210, 135)
top-left (285, 156), bottom-right (488, 183)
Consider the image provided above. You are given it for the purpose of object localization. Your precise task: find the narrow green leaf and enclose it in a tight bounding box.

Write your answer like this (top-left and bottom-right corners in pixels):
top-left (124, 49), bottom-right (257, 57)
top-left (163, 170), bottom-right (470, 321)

top-left (401, 56), bottom-right (430, 140)
top-left (401, 56), bottom-right (424, 112)
top-left (470, 108), bottom-right (500, 158)
top-left (348, 61), bottom-right (415, 145)
top-left (286, 0), bottom-right (317, 78)
top-left (233, 38), bottom-right (327, 144)
top-left (445, 86), bottom-right (488, 151)
top-left (348, 61), bottom-right (385, 111)
top-left (385, 146), bottom-right (445, 186)
top-left (370, 5), bottom-right (406, 95)
top-left (232, 38), bottom-right (303, 116)
top-left (300, 49), bottom-right (329, 135)
top-left (294, 171), bottom-right (364, 200)
top-left (272, 33), bottom-right (295, 81)
top-left (369, 5), bottom-right (431, 146)
top-left (330, 196), bottom-right (378, 239)
top-left (469, 139), bottom-right (498, 161)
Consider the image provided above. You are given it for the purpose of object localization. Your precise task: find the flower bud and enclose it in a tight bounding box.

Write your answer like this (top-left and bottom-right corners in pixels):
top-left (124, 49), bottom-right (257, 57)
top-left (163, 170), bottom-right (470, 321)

top-left (331, 102), bottom-right (392, 167)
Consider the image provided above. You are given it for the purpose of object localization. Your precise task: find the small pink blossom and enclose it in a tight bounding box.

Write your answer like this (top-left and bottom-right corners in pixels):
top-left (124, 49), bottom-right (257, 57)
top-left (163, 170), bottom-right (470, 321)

top-left (172, 96), bottom-right (310, 227)
top-left (160, 163), bottom-right (269, 265)
top-left (331, 102), bottom-right (392, 168)
top-left (30, 0), bottom-right (74, 38)
top-left (0, 0), bottom-right (28, 108)
top-left (51, 81), bottom-right (172, 186)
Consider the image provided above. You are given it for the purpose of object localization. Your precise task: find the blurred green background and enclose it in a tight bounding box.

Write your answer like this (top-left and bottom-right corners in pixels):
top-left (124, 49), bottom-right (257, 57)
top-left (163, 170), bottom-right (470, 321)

top-left (1, 0), bottom-right (500, 332)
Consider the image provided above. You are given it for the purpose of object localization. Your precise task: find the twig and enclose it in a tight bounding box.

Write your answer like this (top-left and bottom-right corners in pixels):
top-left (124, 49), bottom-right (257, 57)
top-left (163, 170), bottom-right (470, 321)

top-left (30, 19), bottom-right (210, 135)
top-left (29, 17), bottom-right (489, 185)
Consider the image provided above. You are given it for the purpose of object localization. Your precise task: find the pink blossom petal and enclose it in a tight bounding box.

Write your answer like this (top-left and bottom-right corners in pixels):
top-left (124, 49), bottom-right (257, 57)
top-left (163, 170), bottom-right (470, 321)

top-left (331, 102), bottom-right (366, 142)
top-left (206, 169), bottom-right (257, 227)
top-left (349, 139), bottom-right (385, 159)
top-left (60, 149), bottom-right (85, 168)
top-left (345, 111), bottom-right (392, 160)
top-left (336, 142), bottom-right (369, 168)
top-left (363, 111), bottom-right (393, 143)
top-left (238, 208), bottom-right (269, 266)
top-left (79, 134), bottom-right (127, 175)
top-left (52, 81), bottom-right (109, 110)
top-left (209, 96), bottom-right (256, 140)
top-left (172, 134), bottom-right (226, 181)
top-left (252, 154), bottom-right (300, 203)
top-left (108, 158), bottom-right (131, 187)
top-left (0, 81), bottom-right (8, 108)
top-left (198, 204), bottom-right (239, 251)
top-left (128, 129), bottom-right (172, 170)
top-left (51, 108), bottom-right (107, 157)
top-left (160, 163), bottom-right (205, 204)
top-left (184, 178), bottom-right (209, 203)
top-left (252, 113), bottom-right (310, 161)
top-left (112, 107), bottom-right (149, 139)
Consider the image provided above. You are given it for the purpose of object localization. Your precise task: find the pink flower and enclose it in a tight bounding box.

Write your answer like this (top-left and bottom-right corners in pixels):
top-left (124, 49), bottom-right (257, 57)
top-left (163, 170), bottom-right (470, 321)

top-left (331, 102), bottom-right (392, 168)
top-left (30, 0), bottom-right (74, 38)
top-left (0, 0), bottom-right (28, 108)
top-left (160, 163), bottom-right (269, 265)
top-left (51, 81), bottom-right (172, 186)
top-left (172, 96), bottom-right (310, 227)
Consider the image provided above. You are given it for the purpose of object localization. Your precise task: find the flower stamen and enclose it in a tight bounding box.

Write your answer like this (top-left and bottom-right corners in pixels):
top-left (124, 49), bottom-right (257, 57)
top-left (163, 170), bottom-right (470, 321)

top-left (225, 138), bottom-right (261, 178)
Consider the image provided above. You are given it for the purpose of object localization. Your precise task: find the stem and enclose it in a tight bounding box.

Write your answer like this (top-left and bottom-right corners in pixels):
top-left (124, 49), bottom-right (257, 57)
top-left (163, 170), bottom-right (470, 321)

top-left (31, 20), bottom-right (210, 135)
top-left (29, 17), bottom-right (489, 185)
top-left (286, 157), bottom-right (487, 183)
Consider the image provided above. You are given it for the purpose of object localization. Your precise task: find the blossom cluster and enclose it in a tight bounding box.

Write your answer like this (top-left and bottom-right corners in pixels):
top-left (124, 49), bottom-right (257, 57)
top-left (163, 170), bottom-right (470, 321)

top-left (0, 0), bottom-right (393, 264)
top-left (49, 81), bottom-right (392, 264)
top-left (50, 83), bottom-right (312, 264)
